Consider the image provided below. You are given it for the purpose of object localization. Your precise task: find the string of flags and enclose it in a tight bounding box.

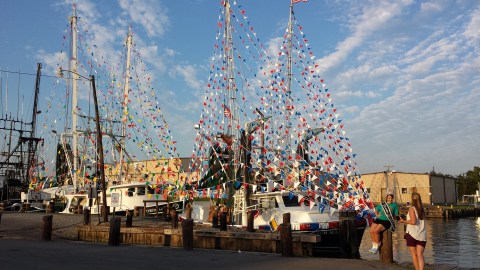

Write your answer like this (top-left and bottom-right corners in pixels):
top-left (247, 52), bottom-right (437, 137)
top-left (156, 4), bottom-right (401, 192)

top-left (36, 14), bottom-right (179, 185)
top-left (33, 0), bottom-right (374, 222)
top-left (187, 0), bottom-right (373, 220)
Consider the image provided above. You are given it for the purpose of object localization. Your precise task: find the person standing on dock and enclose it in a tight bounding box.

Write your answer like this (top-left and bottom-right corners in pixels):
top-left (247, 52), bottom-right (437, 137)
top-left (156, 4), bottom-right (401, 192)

top-left (399, 192), bottom-right (426, 270)
top-left (369, 192), bottom-right (399, 254)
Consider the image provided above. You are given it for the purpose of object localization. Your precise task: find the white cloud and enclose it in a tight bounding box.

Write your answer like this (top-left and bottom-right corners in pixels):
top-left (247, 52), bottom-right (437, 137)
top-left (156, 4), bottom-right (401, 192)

top-left (169, 64), bottom-right (203, 90)
top-left (317, 0), bottom-right (413, 74)
top-left (464, 9), bottom-right (480, 45)
top-left (137, 44), bottom-right (167, 73)
top-left (164, 48), bottom-right (177, 57)
top-left (35, 50), bottom-right (67, 75)
top-left (63, 0), bottom-right (100, 21)
top-left (420, 2), bottom-right (443, 13)
top-left (118, 0), bottom-right (170, 37)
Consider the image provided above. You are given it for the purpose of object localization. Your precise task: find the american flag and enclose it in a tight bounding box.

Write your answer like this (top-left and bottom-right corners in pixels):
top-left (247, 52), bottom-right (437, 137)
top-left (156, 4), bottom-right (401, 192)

top-left (291, 0), bottom-right (308, 4)
top-left (224, 106), bottom-right (231, 118)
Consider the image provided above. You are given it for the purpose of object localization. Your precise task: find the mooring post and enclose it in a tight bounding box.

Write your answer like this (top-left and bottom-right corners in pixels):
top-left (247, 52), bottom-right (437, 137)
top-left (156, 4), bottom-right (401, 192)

top-left (162, 203), bottom-right (169, 221)
top-left (171, 208), bottom-right (179, 229)
top-left (42, 215), bottom-right (53, 241)
top-left (280, 213), bottom-right (293, 257)
top-left (46, 201), bottom-right (55, 213)
top-left (247, 211), bottom-right (255, 232)
top-left (379, 229), bottom-right (393, 263)
top-left (212, 206), bottom-right (219, 228)
top-left (182, 218), bottom-right (194, 250)
top-left (126, 210), bottom-right (133, 228)
top-left (219, 211), bottom-right (227, 231)
top-left (108, 217), bottom-right (121, 246)
top-left (83, 208), bottom-right (90, 225)
top-left (185, 204), bottom-right (192, 219)
top-left (339, 210), bottom-right (359, 258)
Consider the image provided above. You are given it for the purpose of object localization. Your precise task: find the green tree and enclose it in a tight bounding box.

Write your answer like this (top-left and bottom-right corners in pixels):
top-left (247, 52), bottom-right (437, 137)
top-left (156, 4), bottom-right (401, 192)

top-left (457, 166), bottom-right (480, 198)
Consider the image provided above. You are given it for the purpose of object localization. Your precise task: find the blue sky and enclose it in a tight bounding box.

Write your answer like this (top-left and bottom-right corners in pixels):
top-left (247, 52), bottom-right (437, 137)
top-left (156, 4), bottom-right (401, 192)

top-left (1, 0), bottom-right (479, 176)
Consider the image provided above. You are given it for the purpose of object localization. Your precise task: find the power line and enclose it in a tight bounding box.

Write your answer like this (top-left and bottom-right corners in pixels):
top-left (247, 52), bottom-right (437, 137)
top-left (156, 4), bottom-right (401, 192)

top-left (0, 68), bottom-right (59, 78)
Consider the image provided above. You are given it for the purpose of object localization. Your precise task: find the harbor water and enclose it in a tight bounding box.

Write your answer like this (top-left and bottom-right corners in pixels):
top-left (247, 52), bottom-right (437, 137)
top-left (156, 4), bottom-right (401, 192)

top-left (360, 216), bottom-right (480, 268)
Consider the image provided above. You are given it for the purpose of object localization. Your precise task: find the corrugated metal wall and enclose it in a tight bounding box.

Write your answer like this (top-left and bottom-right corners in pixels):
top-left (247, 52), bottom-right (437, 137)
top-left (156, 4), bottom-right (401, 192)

top-left (360, 172), bottom-right (457, 205)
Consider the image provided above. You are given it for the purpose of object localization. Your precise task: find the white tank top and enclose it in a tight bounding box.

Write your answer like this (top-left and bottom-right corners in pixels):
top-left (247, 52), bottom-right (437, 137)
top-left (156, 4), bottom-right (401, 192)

top-left (406, 206), bottom-right (426, 241)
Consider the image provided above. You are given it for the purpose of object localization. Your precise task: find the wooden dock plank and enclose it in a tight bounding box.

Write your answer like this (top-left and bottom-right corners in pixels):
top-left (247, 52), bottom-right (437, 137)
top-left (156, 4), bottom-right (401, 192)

top-left (77, 224), bottom-right (323, 256)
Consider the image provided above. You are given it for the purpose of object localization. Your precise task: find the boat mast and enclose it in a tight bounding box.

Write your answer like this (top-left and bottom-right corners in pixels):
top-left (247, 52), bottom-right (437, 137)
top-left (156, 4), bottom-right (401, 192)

top-left (25, 63), bottom-right (41, 182)
top-left (70, 5), bottom-right (79, 190)
top-left (224, 0), bottom-right (239, 210)
top-left (280, 3), bottom-right (295, 187)
top-left (225, 0), bottom-right (237, 141)
top-left (118, 27), bottom-right (133, 184)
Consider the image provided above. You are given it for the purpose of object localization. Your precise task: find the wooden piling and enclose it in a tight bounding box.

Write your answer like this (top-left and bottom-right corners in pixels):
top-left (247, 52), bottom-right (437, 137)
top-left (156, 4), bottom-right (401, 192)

top-left (42, 215), bottom-right (53, 241)
top-left (283, 213), bottom-right (290, 224)
top-left (219, 211), bottom-right (227, 231)
top-left (185, 204), bottom-right (192, 219)
top-left (162, 203), bottom-right (170, 221)
top-left (83, 208), bottom-right (90, 225)
top-left (101, 205), bottom-right (109, 222)
top-left (46, 202), bottom-right (55, 213)
top-left (212, 207), bottom-right (219, 228)
top-left (247, 211), bottom-right (255, 232)
top-left (379, 229), bottom-right (393, 263)
top-left (339, 210), bottom-right (360, 259)
top-left (134, 206), bottom-right (144, 217)
top-left (280, 213), bottom-right (293, 257)
top-left (171, 209), bottom-right (179, 229)
top-left (182, 218), bottom-right (194, 250)
top-left (108, 217), bottom-right (121, 246)
top-left (126, 210), bottom-right (133, 227)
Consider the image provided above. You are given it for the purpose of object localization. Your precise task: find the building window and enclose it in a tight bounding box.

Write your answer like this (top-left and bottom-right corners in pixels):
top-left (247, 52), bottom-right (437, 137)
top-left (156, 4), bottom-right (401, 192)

top-left (402, 188), bottom-right (408, 194)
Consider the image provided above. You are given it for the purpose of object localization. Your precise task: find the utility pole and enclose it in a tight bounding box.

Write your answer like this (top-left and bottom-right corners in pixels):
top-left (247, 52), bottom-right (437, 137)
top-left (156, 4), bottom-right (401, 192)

top-left (91, 75), bottom-right (107, 222)
top-left (384, 165), bottom-right (394, 196)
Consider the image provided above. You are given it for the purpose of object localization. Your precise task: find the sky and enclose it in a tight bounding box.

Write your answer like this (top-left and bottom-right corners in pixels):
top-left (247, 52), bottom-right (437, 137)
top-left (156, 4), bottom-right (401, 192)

top-left (1, 0), bottom-right (479, 177)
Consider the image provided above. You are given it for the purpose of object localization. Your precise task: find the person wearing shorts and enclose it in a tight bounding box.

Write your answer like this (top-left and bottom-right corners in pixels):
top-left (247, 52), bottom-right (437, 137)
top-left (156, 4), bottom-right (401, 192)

top-left (369, 193), bottom-right (398, 254)
top-left (400, 192), bottom-right (427, 270)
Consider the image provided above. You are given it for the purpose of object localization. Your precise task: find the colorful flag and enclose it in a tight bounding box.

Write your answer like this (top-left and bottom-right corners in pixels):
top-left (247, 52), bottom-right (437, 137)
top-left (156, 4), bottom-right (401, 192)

top-left (292, 0), bottom-right (308, 4)
top-left (224, 106), bottom-right (232, 118)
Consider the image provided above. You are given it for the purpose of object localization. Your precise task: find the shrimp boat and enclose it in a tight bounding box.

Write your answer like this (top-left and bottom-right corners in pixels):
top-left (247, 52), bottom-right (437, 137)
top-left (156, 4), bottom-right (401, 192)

top-left (186, 0), bottom-right (374, 256)
top-left (60, 182), bottom-right (184, 216)
top-left (29, 4), bottom-right (182, 216)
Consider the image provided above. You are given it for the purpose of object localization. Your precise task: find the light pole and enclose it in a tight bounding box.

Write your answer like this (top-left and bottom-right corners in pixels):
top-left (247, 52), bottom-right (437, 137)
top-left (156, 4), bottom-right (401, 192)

top-left (384, 165), bottom-right (394, 199)
top-left (58, 68), bottom-right (108, 222)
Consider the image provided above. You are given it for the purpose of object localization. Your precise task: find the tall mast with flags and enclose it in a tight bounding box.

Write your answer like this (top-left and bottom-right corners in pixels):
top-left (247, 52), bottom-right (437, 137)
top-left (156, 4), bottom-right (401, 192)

top-left (223, 0), bottom-right (239, 210)
top-left (118, 26), bottom-right (133, 185)
top-left (69, 5), bottom-right (79, 190)
top-left (282, 0), bottom-right (307, 185)
top-left (283, 1), bottom-right (295, 186)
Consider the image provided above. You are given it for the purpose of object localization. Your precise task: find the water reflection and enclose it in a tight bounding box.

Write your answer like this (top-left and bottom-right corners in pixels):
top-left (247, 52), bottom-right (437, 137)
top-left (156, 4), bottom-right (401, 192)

top-left (360, 217), bottom-right (480, 268)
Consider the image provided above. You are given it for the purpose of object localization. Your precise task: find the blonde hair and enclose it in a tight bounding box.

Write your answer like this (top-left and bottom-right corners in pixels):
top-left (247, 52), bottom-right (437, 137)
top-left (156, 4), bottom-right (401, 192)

top-left (411, 192), bottom-right (425, 220)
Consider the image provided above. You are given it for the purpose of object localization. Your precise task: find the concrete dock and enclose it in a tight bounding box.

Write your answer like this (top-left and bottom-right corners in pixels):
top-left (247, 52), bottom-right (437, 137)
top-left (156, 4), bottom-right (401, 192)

top-left (0, 212), bottom-right (463, 270)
